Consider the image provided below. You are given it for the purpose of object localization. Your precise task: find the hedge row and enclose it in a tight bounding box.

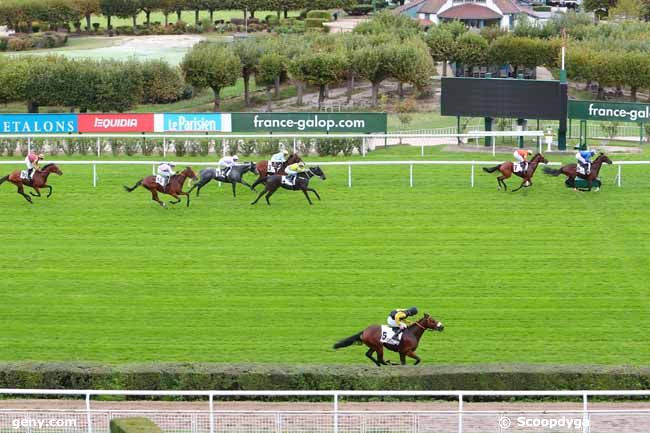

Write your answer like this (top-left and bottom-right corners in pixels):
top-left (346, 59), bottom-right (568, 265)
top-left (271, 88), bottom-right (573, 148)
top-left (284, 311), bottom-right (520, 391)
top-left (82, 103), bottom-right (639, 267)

top-left (110, 418), bottom-right (162, 433)
top-left (1, 363), bottom-right (650, 392)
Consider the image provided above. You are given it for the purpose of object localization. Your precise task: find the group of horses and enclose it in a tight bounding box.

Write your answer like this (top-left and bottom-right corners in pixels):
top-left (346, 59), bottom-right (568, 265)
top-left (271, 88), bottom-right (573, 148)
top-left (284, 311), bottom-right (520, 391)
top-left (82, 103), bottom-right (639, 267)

top-left (123, 153), bottom-right (327, 207)
top-left (482, 152), bottom-right (613, 192)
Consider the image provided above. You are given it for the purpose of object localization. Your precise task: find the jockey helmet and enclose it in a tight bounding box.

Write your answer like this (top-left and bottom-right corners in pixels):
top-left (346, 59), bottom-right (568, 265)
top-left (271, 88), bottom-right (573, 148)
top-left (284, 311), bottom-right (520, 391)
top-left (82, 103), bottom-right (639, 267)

top-left (169, 162), bottom-right (176, 166)
top-left (233, 155), bottom-right (239, 161)
top-left (407, 306), bottom-right (418, 316)
top-left (282, 149), bottom-right (289, 155)
top-left (38, 153), bottom-right (44, 159)
top-left (298, 161), bottom-right (305, 167)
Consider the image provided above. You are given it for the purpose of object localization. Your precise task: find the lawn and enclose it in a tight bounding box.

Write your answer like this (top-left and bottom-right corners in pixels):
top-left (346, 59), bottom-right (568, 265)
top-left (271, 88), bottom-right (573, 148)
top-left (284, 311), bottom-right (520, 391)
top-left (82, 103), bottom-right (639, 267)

top-left (0, 146), bottom-right (649, 366)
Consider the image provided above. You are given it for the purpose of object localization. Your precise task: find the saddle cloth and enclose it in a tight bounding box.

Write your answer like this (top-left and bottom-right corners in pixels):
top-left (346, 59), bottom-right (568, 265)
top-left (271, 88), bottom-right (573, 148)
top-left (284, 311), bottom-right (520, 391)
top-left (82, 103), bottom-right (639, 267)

top-left (380, 325), bottom-right (402, 345)
top-left (576, 164), bottom-right (590, 175)
top-left (281, 176), bottom-right (294, 187)
top-left (155, 175), bottom-right (166, 187)
top-left (513, 162), bottom-right (524, 173)
top-left (268, 164), bottom-right (277, 174)
top-left (20, 170), bottom-right (29, 180)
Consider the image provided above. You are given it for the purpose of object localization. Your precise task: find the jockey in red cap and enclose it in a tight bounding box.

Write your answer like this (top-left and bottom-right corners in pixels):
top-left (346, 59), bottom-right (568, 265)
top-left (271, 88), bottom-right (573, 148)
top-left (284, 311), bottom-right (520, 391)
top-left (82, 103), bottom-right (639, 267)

top-left (25, 152), bottom-right (44, 180)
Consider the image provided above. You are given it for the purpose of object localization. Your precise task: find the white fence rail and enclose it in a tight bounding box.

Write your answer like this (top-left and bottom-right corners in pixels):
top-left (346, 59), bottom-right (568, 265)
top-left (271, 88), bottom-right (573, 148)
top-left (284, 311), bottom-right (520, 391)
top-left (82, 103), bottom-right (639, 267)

top-left (0, 159), bottom-right (644, 188)
top-left (0, 389), bottom-right (650, 433)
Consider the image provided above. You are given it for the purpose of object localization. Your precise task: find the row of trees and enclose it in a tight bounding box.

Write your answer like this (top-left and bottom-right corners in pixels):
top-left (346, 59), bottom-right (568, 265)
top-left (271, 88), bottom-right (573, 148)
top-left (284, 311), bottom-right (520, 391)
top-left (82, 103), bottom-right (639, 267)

top-left (0, 56), bottom-right (185, 112)
top-left (0, 0), bottom-right (354, 32)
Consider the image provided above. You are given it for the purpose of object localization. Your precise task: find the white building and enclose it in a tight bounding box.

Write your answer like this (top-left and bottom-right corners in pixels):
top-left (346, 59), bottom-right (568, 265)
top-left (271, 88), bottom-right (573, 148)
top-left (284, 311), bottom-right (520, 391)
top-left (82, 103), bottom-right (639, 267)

top-left (394, 0), bottom-right (522, 30)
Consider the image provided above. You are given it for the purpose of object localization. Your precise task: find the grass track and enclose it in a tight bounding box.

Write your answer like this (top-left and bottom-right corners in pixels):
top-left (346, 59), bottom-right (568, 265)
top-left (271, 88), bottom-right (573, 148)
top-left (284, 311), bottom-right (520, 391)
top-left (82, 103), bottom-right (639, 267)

top-left (0, 146), bottom-right (649, 365)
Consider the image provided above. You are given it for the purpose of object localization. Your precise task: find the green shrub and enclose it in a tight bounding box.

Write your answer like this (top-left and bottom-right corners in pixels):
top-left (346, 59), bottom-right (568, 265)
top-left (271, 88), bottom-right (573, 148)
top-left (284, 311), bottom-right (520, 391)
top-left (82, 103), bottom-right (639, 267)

top-left (305, 18), bottom-right (326, 30)
top-left (533, 5), bottom-right (552, 11)
top-left (345, 5), bottom-right (374, 15)
top-left (110, 418), bottom-right (162, 433)
top-left (306, 10), bottom-right (332, 20)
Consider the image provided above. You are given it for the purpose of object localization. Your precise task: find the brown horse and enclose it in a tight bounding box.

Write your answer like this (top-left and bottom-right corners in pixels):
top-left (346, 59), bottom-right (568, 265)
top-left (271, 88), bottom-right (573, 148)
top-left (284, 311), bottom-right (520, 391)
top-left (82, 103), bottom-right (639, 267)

top-left (123, 166), bottom-right (197, 207)
top-left (333, 314), bottom-right (444, 366)
top-left (482, 153), bottom-right (549, 192)
top-left (0, 163), bottom-right (63, 203)
top-left (543, 153), bottom-right (612, 191)
top-left (251, 166), bottom-right (325, 205)
top-left (251, 153), bottom-right (302, 191)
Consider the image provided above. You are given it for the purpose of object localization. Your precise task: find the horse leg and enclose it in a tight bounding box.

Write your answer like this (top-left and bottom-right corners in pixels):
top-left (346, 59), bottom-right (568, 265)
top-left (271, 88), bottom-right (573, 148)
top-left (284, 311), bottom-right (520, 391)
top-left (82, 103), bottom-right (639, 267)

top-left (399, 353), bottom-right (407, 366)
top-left (231, 182), bottom-right (236, 198)
top-left (405, 350), bottom-right (421, 365)
top-left (251, 188), bottom-right (267, 205)
top-left (302, 189), bottom-right (313, 205)
top-left (307, 188), bottom-right (321, 201)
top-left (365, 348), bottom-right (380, 366)
top-left (250, 176), bottom-right (264, 191)
top-left (168, 193), bottom-right (181, 205)
top-left (265, 189), bottom-right (277, 205)
top-left (151, 190), bottom-right (165, 207)
top-left (497, 176), bottom-right (508, 191)
top-left (17, 184), bottom-right (32, 203)
top-left (46, 185), bottom-right (53, 198)
top-left (30, 187), bottom-right (41, 197)
top-left (511, 179), bottom-right (526, 193)
top-left (376, 346), bottom-right (388, 366)
top-left (178, 191), bottom-right (191, 207)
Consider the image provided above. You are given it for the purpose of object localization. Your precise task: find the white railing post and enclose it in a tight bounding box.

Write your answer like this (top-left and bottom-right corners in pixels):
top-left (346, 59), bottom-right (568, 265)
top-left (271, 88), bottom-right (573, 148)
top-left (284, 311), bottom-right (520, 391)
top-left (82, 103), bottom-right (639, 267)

top-left (93, 163), bottom-right (97, 188)
top-left (471, 162), bottom-right (475, 187)
top-left (209, 393), bottom-right (215, 433)
top-left (163, 138), bottom-right (167, 157)
top-left (492, 141), bottom-right (495, 157)
top-left (362, 137), bottom-right (366, 157)
top-left (86, 393), bottom-right (92, 433)
top-left (583, 392), bottom-right (589, 433)
top-left (27, 136), bottom-right (31, 154)
top-left (409, 163), bottom-right (413, 187)
top-left (458, 394), bottom-right (463, 433)
top-left (293, 137), bottom-right (297, 154)
top-left (96, 137), bottom-right (101, 157)
top-left (348, 164), bottom-right (352, 188)
top-left (333, 393), bottom-right (339, 433)
top-left (617, 164), bottom-right (622, 187)
top-left (421, 144), bottom-right (424, 157)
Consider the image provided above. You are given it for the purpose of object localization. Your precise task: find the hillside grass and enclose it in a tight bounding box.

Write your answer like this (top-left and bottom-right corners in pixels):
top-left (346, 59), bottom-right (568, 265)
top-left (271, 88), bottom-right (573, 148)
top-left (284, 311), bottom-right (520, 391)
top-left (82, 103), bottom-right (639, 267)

top-left (0, 146), bottom-right (649, 365)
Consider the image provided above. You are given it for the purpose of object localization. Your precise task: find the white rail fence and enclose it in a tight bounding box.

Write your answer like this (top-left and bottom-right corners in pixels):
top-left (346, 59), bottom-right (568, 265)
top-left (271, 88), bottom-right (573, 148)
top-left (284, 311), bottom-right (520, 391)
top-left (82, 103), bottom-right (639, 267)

top-left (1, 389), bottom-right (650, 433)
top-left (0, 159), bottom-right (642, 188)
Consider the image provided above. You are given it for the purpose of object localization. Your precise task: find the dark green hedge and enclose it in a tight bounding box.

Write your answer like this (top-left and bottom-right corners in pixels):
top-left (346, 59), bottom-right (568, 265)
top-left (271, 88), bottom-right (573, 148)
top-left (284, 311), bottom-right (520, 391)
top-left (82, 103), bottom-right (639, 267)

top-left (0, 363), bottom-right (649, 391)
top-left (110, 418), bottom-right (162, 433)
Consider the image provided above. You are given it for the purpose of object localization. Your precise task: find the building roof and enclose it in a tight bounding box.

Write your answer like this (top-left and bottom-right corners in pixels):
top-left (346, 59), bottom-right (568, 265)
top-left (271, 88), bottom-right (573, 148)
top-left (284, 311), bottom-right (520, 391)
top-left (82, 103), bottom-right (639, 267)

top-left (418, 18), bottom-right (435, 26)
top-left (418, 0), bottom-right (448, 13)
top-left (392, 0), bottom-right (426, 14)
top-left (438, 3), bottom-right (503, 19)
top-left (493, 0), bottom-right (522, 14)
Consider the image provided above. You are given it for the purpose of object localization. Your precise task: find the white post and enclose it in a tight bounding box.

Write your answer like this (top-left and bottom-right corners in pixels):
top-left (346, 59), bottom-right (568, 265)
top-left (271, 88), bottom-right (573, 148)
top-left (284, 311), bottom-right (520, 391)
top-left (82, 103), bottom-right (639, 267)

top-left (492, 140), bottom-right (495, 157)
top-left (152, 163), bottom-right (156, 175)
top-left (457, 394), bottom-right (463, 433)
top-left (471, 162), bottom-right (475, 187)
top-left (333, 393), bottom-right (339, 433)
top-left (209, 394), bottom-right (215, 433)
top-left (27, 136), bottom-right (31, 154)
top-left (362, 137), bottom-right (366, 157)
top-left (93, 163), bottom-right (97, 188)
top-left (582, 393), bottom-right (589, 433)
top-left (617, 164), bottom-right (622, 187)
top-left (96, 137), bottom-right (101, 157)
top-left (163, 138), bottom-right (167, 157)
top-left (409, 163), bottom-right (413, 187)
top-left (421, 144), bottom-right (424, 157)
top-left (85, 393), bottom-right (92, 433)
top-left (293, 137), bottom-right (297, 153)
top-left (348, 164), bottom-right (352, 188)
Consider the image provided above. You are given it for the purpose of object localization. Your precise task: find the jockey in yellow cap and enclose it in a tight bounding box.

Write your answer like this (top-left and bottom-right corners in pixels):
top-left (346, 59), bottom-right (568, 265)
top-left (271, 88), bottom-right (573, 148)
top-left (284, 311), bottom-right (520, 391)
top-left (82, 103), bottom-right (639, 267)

top-left (285, 161), bottom-right (306, 185)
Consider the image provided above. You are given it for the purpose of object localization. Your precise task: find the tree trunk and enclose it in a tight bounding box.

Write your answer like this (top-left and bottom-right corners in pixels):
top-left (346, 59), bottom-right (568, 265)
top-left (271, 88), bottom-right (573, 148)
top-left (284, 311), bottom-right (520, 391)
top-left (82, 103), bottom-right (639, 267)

top-left (251, 10), bottom-right (256, 18)
top-left (442, 60), bottom-right (447, 77)
top-left (597, 86), bottom-right (605, 100)
top-left (132, 15), bottom-right (137, 30)
top-left (146, 11), bottom-right (151, 26)
top-left (324, 84), bottom-right (329, 99)
top-left (27, 101), bottom-right (39, 113)
top-left (267, 88), bottom-right (273, 112)
top-left (164, 13), bottom-right (169, 26)
top-left (277, 10), bottom-right (281, 19)
top-left (177, 10), bottom-right (182, 21)
top-left (398, 82), bottom-right (404, 99)
top-left (195, 9), bottom-right (200, 25)
top-left (85, 14), bottom-right (92, 32)
top-left (318, 85), bottom-right (325, 110)
top-left (107, 15), bottom-right (112, 30)
top-left (346, 72), bottom-right (354, 104)
top-left (371, 82), bottom-right (379, 106)
top-left (244, 74), bottom-right (251, 107)
top-left (212, 88), bottom-right (221, 112)
top-left (631, 86), bottom-right (637, 102)
top-left (284, 9), bottom-right (289, 18)
top-left (296, 81), bottom-right (304, 106)
top-left (274, 77), bottom-right (280, 98)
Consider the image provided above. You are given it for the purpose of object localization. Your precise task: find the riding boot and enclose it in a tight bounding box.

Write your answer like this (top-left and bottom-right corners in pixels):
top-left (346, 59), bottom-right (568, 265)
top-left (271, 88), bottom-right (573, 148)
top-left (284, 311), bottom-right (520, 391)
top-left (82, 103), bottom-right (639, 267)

top-left (392, 328), bottom-right (401, 341)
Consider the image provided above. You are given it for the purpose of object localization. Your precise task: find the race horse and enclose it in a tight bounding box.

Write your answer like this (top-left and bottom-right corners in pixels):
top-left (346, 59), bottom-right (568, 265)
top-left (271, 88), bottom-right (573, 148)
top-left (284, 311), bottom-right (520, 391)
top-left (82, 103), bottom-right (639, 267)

top-left (251, 166), bottom-right (325, 206)
top-left (123, 166), bottom-right (197, 207)
top-left (482, 153), bottom-right (549, 192)
top-left (333, 314), bottom-right (444, 366)
top-left (251, 153), bottom-right (302, 191)
top-left (543, 153), bottom-right (612, 191)
top-left (187, 162), bottom-right (258, 198)
top-left (0, 163), bottom-right (63, 203)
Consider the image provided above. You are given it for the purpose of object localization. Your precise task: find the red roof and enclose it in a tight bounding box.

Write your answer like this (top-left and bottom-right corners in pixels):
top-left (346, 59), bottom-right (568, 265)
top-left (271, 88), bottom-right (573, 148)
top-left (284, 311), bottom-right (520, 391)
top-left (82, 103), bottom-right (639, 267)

top-left (392, 0), bottom-right (426, 14)
top-left (419, 0), bottom-right (448, 13)
top-left (438, 4), bottom-right (502, 19)
top-left (418, 18), bottom-right (434, 26)
top-left (493, 0), bottom-right (521, 14)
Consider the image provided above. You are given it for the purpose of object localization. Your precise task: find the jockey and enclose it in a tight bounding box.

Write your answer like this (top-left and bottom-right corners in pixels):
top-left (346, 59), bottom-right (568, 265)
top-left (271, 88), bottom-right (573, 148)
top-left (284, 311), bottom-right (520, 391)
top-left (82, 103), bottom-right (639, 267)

top-left (387, 307), bottom-right (418, 340)
top-left (513, 149), bottom-right (532, 173)
top-left (270, 149), bottom-right (289, 172)
top-left (157, 162), bottom-right (176, 188)
top-left (576, 149), bottom-right (597, 174)
top-left (285, 161), bottom-right (306, 185)
top-left (218, 155), bottom-right (239, 178)
top-left (25, 152), bottom-right (44, 180)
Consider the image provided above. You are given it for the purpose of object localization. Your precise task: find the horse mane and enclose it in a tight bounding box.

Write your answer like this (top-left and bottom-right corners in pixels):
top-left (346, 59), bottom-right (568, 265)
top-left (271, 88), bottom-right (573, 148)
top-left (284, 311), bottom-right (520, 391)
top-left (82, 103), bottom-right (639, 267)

top-left (41, 163), bottom-right (54, 170)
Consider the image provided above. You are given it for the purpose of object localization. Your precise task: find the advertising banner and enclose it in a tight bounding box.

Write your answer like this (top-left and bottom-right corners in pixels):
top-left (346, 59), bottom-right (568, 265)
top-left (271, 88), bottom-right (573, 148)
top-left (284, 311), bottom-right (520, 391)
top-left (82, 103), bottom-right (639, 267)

top-left (231, 113), bottom-right (387, 133)
top-left (78, 113), bottom-right (155, 133)
top-left (159, 113), bottom-right (232, 132)
top-left (569, 100), bottom-right (650, 123)
top-left (0, 114), bottom-right (77, 134)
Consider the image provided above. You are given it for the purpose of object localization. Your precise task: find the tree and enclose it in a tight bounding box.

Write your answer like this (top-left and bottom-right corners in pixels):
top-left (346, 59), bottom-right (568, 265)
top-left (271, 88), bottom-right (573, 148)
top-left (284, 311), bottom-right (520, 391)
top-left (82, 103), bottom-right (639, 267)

top-left (71, 0), bottom-right (100, 32)
top-left (0, 59), bottom-right (30, 105)
top-left (159, 0), bottom-right (175, 25)
top-left (352, 43), bottom-right (394, 106)
top-left (583, 0), bottom-right (616, 16)
top-left (425, 26), bottom-right (454, 77)
top-left (140, 0), bottom-right (160, 26)
top-left (91, 60), bottom-right (143, 112)
top-left (291, 51), bottom-right (347, 109)
top-left (388, 39), bottom-right (433, 99)
top-left (450, 32), bottom-right (488, 69)
top-left (186, 0), bottom-right (206, 25)
top-left (488, 35), bottom-right (560, 76)
top-left (257, 52), bottom-right (285, 111)
top-left (181, 43), bottom-right (241, 111)
top-left (233, 38), bottom-right (264, 107)
top-left (113, 0), bottom-right (141, 29)
top-left (100, 0), bottom-right (121, 29)
top-left (141, 60), bottom-right (185, 103)
top-left (609, 0), bottom-right (642, 19)
top-left (42, 0), bottom-right (80, 30)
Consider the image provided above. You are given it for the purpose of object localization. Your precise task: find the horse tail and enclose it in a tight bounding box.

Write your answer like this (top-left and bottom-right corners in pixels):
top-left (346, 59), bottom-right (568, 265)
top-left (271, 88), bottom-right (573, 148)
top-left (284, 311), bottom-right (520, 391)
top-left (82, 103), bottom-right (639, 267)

top-left (543, 167), bottom-right (562, 176)
top-left (123, 179), bottom-right (143, 192)
top-left (0, 175), bottom-right (8, 185)
top-left (482, 165), bottom-right (500, 174)
top-left (333, 331), bottom-right (363, 349)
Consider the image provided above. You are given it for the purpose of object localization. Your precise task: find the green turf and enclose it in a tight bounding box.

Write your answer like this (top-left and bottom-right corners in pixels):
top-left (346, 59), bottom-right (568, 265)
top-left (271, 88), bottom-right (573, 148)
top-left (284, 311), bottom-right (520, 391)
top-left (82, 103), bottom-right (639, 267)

top-left (0, 146), bottom-right (649, 365)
